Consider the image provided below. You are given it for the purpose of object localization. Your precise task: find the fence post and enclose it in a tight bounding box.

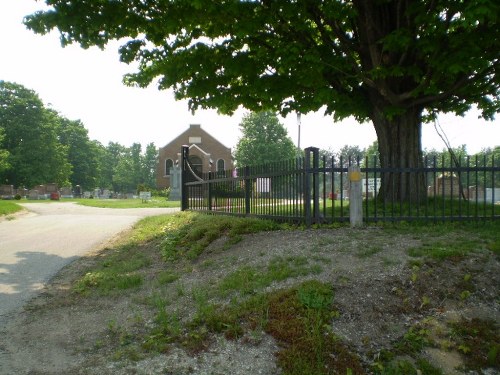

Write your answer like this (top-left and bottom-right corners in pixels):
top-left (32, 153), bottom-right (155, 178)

top-left (244, 166), bottom-right (251, 215)
top-left (208, 171), bottom-right (212, 211)
top-left (348, 165), bottom-right (363, 227)
top-left (181, 145), bottom-right (189, 211)
top-left (304, 147), bottom-right (320, 226)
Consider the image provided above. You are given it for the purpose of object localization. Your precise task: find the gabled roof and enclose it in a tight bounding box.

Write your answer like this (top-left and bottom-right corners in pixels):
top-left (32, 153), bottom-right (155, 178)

top-left (160, 124), bottom-right (231, 151)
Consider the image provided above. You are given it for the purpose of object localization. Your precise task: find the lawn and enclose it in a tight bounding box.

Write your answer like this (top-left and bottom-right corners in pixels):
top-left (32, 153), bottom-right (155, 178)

top-left (0, 200), bottom-right (23, 216)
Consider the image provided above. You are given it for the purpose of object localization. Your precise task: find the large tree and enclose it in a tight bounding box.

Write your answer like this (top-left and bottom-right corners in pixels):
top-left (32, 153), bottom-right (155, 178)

top-left (0, 81), bottom-right (71, 187)
top-left (58, 116), bottom-right (100, 190)
top-left (25, 1), bottom-right (499, 200)
top-left (234, 111), bottom-right (297, 167)
top-left (0, 129), bottom-right (10, 177)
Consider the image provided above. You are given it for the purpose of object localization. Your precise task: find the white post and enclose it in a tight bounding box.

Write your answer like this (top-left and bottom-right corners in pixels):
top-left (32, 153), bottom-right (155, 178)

top-left (348, 166), bottom-right (363, 227)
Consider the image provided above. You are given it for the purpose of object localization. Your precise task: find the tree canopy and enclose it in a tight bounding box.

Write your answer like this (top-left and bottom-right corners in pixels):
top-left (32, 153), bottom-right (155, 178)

top-left (233, 111), bottom-right (297, 167)
top-left (0, 81), bottom-right (159, 192)
top-left (0, 81), bottom-right (71, 187)
top-left (25, 0), bottom-right (499, 200)
top-left (25, 1), bottom-right (499, 120)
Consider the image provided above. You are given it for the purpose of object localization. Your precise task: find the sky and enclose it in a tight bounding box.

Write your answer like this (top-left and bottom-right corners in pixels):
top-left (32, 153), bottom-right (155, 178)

top-left (1, 1), bottom-right (499, 155)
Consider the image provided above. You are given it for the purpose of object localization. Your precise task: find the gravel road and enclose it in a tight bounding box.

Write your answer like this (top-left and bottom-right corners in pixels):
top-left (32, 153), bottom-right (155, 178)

top-left (0, 202), bottom-right (179, 326)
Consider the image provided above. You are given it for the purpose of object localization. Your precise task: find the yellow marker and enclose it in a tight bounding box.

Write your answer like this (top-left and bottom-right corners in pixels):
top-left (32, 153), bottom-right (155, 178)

top-left (349, 171), bottom-right (362, 182)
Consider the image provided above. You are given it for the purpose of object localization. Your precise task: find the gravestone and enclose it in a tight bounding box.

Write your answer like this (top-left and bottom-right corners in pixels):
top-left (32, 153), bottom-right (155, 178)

top-left (28, 190), bottom-right (39, 200)
top-left (0, 185), bottom-right (14, 199)
top-left (169, 165), bottom-right (181, 200)
top-left (74, 185), bottom-right (82, 198)
top-left (60, 186), bottom-right (73, 198)
top-left (434, 173), bottom-right (460, 197)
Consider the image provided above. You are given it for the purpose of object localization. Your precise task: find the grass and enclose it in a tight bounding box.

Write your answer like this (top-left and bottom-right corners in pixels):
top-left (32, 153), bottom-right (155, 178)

top-left (161, 211), bottom-right (283, 260)
top-left (0, 200), bottom-right (23, 216)
top-left (218, 256), bottom-right (323, 297)
top-left (402, 221), bottom-right (500, 260)
top-left (17, 197), bottom-right (180, 208)
top-left (73, 215), bottom-right (173, 295)
top-left (67, 211), bottom-right (500, 373)
top-left (74, 198), bottom-right (180, 209)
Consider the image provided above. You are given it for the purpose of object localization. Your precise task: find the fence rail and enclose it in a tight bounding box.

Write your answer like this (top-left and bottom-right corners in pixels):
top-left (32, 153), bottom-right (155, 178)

top-left (181, 146), bottom-right (500, 225)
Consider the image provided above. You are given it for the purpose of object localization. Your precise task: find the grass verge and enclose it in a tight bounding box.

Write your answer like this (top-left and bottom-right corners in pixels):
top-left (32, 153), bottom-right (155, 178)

top-left (0, 200), bottom-right (23, 216)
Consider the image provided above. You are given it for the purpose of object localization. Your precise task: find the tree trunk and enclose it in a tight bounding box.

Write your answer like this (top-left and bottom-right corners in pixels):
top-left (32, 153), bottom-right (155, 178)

top-left (370, 102), bottom-right (427, 204)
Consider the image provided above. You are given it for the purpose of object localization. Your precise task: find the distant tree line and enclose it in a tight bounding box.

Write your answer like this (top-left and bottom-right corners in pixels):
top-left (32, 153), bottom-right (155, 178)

top-left (0, 81), bottom-right (158, 193)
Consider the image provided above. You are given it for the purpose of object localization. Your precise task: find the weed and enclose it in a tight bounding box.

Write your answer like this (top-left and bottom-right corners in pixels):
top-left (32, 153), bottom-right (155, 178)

top-left (394, 325), bottom-right (431, 354)
top-left (161, 212), bottom-right (281, 261)
top-left (218, 256), bottom-right (323, 297)
top-left (357, 246), bottom-right (383, 258)
top-left (266, 281), bottom-right (365, 375)
top-left (408, 242), bottom-right (469, 260)
top-left (155, 270), bottom-right (179, 285)
top-left (449, 318), bottom-right (500, 370)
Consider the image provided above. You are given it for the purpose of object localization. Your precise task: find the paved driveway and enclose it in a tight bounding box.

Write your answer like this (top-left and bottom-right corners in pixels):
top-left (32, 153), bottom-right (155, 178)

top-left (0, 202), bottom-right (179, 325)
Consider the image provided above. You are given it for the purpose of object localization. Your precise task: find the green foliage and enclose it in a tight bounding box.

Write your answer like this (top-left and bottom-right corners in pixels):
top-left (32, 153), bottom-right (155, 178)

top-left (266, 282), bottom-right (364, 375)
top-left (218, 256), bottom-right (322, 297)
top-left (26, 1), bottom-right (499, 121)
top-left (0, 128), bottom-right (10, 175)
top-left (58, 117), bottom-right (100, 190)
top-left (449, 318), bottom-right (500, 370)
top-left (0, 81), bottom-right (72, 187)
top-left (72, 216), bottom-right (170, 294)
top-left (233, 111), bottom-right (297, 167)
top-left (161, 212), bottom-right (282, 261)
top-left (24, 1), bottom-right (500, 199)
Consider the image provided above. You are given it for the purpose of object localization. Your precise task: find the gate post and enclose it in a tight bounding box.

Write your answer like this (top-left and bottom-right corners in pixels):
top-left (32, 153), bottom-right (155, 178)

top-left (181, 145), bottom-right (189, 211)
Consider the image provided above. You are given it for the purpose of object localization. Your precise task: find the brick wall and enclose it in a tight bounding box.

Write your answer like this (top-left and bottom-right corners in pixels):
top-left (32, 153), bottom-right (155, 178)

top-left (156, 124), bottom-right (234, 189)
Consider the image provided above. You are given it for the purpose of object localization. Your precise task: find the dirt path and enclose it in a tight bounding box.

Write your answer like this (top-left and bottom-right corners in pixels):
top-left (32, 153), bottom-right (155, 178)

top-left (0, 202), bottom-right (179, 326)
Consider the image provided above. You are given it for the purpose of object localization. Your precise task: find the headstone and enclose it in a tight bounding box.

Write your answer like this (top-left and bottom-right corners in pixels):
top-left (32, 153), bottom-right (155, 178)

top-left (60, 186), bottom-right (73, 198)
top-left (102, 189), bottom-right (111, 199)
top-left (0, 185), bottom-right (14, 199)
top-left (28, 189), bottom-right (39, 200)
top-left (16, 188), bottom-right (29, 199)
top-left (140, 191), bottom-right (152, 202)
top-left (74, 185), bottom-right (82, 198)
top-left (169, 166), bottom-right (182, 200)
top-left (433, 173), bottom-right (460, 197)
top-left (46, 183), bottom-right (58, 193)
top-left (36, 185), bottom-right (47, 195)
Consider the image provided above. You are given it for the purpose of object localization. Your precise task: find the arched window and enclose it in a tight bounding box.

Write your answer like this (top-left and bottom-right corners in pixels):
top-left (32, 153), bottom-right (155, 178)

top-left (217, 159), bottom-right (225, 172)
top-left (165, 159), bottom-right (173, 176)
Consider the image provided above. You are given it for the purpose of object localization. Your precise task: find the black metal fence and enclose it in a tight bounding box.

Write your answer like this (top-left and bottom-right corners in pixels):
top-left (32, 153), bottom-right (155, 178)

top-left (181, 146), bottom-right (500, 224)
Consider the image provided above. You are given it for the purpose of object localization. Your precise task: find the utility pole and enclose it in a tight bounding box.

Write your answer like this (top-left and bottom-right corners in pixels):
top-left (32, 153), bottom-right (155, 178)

top-left (297, 113), bottom-right (301, 150)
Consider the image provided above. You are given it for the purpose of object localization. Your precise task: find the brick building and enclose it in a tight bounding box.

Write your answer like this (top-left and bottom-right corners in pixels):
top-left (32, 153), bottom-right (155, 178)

top-left (156, 124), bottom-right (233, 189)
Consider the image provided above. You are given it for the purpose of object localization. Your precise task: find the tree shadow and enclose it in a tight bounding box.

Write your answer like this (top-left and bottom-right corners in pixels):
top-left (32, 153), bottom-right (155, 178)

top-left (0, 251), bottom-right (78, 321)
